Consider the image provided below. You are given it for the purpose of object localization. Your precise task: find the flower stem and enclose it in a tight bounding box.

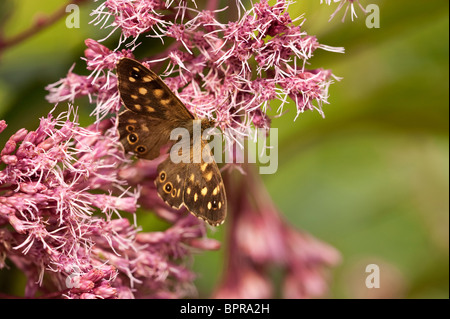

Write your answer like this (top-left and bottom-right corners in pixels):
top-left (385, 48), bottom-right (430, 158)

top-left (0, 0), bottom-right (89, 54)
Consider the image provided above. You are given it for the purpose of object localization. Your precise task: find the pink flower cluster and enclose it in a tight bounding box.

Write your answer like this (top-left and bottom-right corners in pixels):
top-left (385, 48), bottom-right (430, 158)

top-left (0, 111), bottom-right (218, 298)
top-left (47, 0), bottom-right (343, 139)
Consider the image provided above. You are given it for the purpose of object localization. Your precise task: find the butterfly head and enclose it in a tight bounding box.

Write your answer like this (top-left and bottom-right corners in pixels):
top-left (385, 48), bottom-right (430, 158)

top-left (201, 118), bottom-right (216, 130)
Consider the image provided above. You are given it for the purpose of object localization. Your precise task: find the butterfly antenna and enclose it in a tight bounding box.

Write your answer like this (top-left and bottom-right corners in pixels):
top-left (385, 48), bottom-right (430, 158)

top-left (194, 104), bottom-right (198, 119)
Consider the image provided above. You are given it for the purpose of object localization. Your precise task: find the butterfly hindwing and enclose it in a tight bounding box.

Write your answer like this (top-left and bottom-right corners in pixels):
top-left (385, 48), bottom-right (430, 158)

top-left (118, 110), bottom-right (172, 160)
top-left (155, 157), bottom-right (187, 209)
top-left (182, 163), bottom-right (227, 226)
top-left (182, 141), bottom-right (227, 226)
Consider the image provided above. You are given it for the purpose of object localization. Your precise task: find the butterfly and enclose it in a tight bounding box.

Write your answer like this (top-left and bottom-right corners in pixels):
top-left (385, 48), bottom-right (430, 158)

top-left (116, 58), bottom-right (227, 226)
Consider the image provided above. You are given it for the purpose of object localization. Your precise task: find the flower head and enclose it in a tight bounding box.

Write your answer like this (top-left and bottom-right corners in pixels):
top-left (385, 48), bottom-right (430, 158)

top-left (48, 0), bottom-right (343, 148)
top-left (214, 166), bottom-right (341, 298)
top-left (0, 108), bottom-right (218, 298)
top-left (321, 0), bottom-right (368, 22)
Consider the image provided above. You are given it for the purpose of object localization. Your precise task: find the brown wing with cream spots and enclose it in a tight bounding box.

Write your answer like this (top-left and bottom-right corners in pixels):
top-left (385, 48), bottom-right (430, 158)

top-left (118, 110), bottom-right (173, 160)
top-left (182, 141), bottom-right (227, 226)
top-left (117, 58), bottom-right (195, 160)
top-left (155, 156), bottom-right (187, 210)
top-left (154, 139), bottom-right (227, 226)
top-left (117, 58), bottom-right (194, 122)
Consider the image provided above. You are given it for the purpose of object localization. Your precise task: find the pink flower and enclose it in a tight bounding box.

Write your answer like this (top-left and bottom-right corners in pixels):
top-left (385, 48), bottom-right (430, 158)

top-left (45, 66), bottom-right (121, 122)
top-left (91, 0), bottom-right (171, 45)
top-left (213, 165), bottom-right (341, 298)
top-left (282, 227), bottom-right (341, 298)
top-left (279, 68), bottom-right (339, 118)
top-left (0, 108), bottom-right (219, 298)
top-left (84, 39), bottom-right (134, 76)
top-left (49, 0), bottom-right (343, 136)
top-left (321, 0), bottom-right (368, 22)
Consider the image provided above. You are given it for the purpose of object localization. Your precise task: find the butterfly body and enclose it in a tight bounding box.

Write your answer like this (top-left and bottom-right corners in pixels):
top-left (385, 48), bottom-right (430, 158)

top-left (117, 58), bottom-right (226, 226)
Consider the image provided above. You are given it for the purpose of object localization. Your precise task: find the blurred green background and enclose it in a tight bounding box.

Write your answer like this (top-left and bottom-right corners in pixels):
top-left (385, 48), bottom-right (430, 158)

top-left (0, 0), bottom-right (448, 298)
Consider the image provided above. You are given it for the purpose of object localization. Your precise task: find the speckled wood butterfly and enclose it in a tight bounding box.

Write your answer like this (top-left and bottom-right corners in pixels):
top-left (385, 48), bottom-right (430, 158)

top-left (116, 58), bottom-right (227, 226)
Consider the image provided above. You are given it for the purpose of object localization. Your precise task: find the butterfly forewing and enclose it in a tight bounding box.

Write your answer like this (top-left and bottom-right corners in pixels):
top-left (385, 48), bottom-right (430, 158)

top-left (117, 58), bottom-right (194, 121)
top-left (155, 157), bottom-right (187, 209)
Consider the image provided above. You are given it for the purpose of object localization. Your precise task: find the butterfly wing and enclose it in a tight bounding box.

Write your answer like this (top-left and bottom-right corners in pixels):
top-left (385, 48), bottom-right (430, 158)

top-left (182, 164), bottom-right (227, 226)
top-left (117, 58), bottom-right (194, 122)
top-left (117, 58), bottom-right (227, 226)
top-left (118, 110), bottom-right (174, 160)
top-left (182, 141), bottom-right (227, 226)
top-left (155, 141), bottom-right (227, 226)
top-left (155, 156), bottom-right (187, 210)
top-left (117, 58), bottom-right (195, 160)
